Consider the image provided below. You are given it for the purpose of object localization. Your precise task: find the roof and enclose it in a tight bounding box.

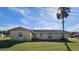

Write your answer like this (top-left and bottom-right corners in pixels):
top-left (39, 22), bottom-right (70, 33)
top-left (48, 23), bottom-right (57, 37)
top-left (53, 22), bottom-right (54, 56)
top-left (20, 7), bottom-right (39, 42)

top-left (32, 30), bottom-right (70, 33)
top-left (8, 27), bottom-right (31, 31)
top-left (8, 27), bottom-right (70, 34)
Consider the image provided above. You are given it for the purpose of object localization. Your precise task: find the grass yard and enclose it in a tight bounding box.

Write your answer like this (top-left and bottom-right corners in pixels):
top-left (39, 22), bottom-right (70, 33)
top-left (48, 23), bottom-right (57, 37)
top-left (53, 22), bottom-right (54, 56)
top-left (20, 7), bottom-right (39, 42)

top-left (0, 37), bottom-right (79, 51)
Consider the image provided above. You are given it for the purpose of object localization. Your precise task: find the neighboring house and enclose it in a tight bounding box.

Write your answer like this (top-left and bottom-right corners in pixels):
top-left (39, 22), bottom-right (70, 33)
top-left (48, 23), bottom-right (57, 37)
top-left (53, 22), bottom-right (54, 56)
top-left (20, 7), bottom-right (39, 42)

top-left (69, 32), bottom-right (79, 39)
top-left (9, 27), bottom-right (70, 41)
top-left (0, 33), bottom-right (4, 37)
top-left (73, 33), bottom-right (79, 39)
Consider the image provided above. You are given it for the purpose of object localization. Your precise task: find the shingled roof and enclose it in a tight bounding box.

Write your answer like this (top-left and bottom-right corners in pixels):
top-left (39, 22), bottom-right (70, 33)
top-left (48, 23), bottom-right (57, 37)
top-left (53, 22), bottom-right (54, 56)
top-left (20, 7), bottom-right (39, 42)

top-left (32, 30), bottom-right (70, 34)
top-left (8, 27), bottom-right (31, 31)
top-left (8, 27), bottom-right (70, 34)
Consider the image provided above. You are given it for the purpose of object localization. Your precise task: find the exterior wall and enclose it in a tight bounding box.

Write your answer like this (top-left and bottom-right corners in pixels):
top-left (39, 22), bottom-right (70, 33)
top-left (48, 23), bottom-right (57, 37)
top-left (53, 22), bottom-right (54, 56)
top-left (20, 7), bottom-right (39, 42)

top-left (10, 30), bottom-right (32, 41)
top-left (64, 33), bottom-right (70, 39)
top-left (32, 32), bottom-right (69, 40)
top-left (32, 32), bottom-right (45, 40)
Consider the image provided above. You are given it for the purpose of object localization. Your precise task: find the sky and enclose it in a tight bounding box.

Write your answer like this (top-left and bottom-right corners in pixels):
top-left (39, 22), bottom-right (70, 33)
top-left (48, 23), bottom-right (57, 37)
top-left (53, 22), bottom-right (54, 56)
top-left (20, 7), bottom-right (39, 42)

top-left (0, 7), bottom-right (79, 32)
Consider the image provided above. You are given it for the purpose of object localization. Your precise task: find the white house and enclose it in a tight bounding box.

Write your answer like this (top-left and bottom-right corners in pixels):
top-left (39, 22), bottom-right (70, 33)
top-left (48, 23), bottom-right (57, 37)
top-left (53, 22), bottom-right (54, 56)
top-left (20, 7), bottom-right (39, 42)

top-left (9, 27), bottom-right (70, 41)
top-left (0, 33), bottom-right (4, 37)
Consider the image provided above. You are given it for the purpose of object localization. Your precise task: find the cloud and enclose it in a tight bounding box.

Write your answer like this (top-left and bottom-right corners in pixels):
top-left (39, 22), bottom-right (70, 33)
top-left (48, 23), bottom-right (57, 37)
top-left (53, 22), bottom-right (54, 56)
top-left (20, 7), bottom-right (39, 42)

top-left (33, 25), bottom-right (61, 30)
top-left (5, 7), bottom-right (62, 30)
top-left (33, 27), bottom-right (54, 30)
top-left (0, 24), bottom-right (19, 30)
top-left (66, 24), bottom-right (79, 32)
top-left (37, 7), bottom-right (58, 21)
top-left (8, 7), bottom-right (30, 17)
top-left (0, 24), bottom-right (31, 30)
top-left (20, 16), bottom-right (62, 30)
top-left (19, 7), bottom-right (62, 30)
top-left (1, 7), bottom-right (79, 32)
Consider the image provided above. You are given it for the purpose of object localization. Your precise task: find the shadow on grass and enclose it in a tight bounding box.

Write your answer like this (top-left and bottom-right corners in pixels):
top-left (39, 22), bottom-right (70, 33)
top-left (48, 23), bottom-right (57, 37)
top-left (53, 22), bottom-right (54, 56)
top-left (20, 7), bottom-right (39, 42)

top-left (0, 38), bottom-right (74, 49)
top-left (0, 40), bottom-right (25, 48)
top-left (32, 38), bottom-right (72, 43)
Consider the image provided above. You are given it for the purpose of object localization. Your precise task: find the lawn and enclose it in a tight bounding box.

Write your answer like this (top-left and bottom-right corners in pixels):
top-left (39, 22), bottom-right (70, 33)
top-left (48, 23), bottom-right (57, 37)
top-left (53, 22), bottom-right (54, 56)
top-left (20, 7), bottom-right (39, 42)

top-left (0, 37), bottom-right (79, 51)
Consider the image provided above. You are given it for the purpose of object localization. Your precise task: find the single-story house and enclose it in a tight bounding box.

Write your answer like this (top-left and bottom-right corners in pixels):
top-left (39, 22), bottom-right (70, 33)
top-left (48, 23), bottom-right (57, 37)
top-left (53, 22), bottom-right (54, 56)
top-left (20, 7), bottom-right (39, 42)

top-left (9, 27), bottom-right (70, 41)
top-left (73, 33), bottom-right (79, 39)
top-left (0, 31), bottom-right (5, 37)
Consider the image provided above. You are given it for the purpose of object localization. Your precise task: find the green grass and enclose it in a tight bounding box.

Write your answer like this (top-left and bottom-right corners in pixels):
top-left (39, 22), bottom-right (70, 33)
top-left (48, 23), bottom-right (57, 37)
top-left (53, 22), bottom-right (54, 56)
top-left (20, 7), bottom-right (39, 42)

top-left (0, 37), bottom-right (11, 40)
top-left (0, 37), bottom-right (79, 51)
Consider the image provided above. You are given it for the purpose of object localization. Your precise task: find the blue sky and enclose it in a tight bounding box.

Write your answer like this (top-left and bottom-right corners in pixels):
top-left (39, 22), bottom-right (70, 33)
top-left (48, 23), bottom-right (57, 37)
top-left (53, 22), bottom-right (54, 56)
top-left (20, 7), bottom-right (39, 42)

top-left (0, 7), bottom-right (79, 32)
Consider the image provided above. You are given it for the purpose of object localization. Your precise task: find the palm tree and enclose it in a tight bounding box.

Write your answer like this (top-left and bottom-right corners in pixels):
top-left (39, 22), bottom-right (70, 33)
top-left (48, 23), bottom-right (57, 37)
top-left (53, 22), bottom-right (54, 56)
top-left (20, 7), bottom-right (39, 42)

top-left (56, 7), bottom-right (71, 51)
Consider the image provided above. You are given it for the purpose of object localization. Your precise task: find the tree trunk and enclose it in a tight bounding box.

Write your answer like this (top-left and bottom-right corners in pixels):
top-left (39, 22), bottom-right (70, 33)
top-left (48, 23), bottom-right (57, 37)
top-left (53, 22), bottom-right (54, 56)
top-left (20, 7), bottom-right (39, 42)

top-left (62, 18), bottom-right (71, 51)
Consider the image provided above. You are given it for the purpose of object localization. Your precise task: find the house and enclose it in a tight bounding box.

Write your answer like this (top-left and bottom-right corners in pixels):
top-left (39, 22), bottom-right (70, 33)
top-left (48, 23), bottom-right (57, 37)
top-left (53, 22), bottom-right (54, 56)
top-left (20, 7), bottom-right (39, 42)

top-left (9, 27), bottom-right (70, 41)
top-left (0, 31), bottom-right (5, 37)
top-left (72, 32), bottom-right (79, 39)
top-left (0, 33), bottom-right (4, 37)
top-left (69, 32), bottom-right (79, 39)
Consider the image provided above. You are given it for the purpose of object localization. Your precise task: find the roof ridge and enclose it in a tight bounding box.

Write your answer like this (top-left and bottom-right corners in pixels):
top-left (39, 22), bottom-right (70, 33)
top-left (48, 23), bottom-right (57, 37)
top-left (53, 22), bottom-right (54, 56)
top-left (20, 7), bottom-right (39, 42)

top-left (8, 27), bottom-right (30, 31)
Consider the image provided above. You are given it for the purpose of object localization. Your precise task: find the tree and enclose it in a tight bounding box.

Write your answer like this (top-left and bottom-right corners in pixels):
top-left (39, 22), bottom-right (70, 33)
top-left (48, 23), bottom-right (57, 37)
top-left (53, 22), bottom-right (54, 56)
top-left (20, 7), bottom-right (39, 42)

top-left (56, 7), bottom-right (71, 51)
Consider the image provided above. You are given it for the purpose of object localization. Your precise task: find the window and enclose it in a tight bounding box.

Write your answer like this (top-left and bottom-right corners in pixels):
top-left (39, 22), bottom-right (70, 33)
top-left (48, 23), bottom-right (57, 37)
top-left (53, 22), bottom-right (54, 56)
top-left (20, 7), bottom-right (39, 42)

top-left (18, 32), bottom-right (23, 37)
top-left (48, 33), bottom-right (53, 35)
top-left (48, 33), bottom-right (52, 39)
top-left (48, 35), bottom-right (52, 39)
top-left (40, 33), bottom-right (42, 37)
top-left (33, 33), bottom-right (36, 37)
top-left (18, 34), bottom-right (23, 37)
